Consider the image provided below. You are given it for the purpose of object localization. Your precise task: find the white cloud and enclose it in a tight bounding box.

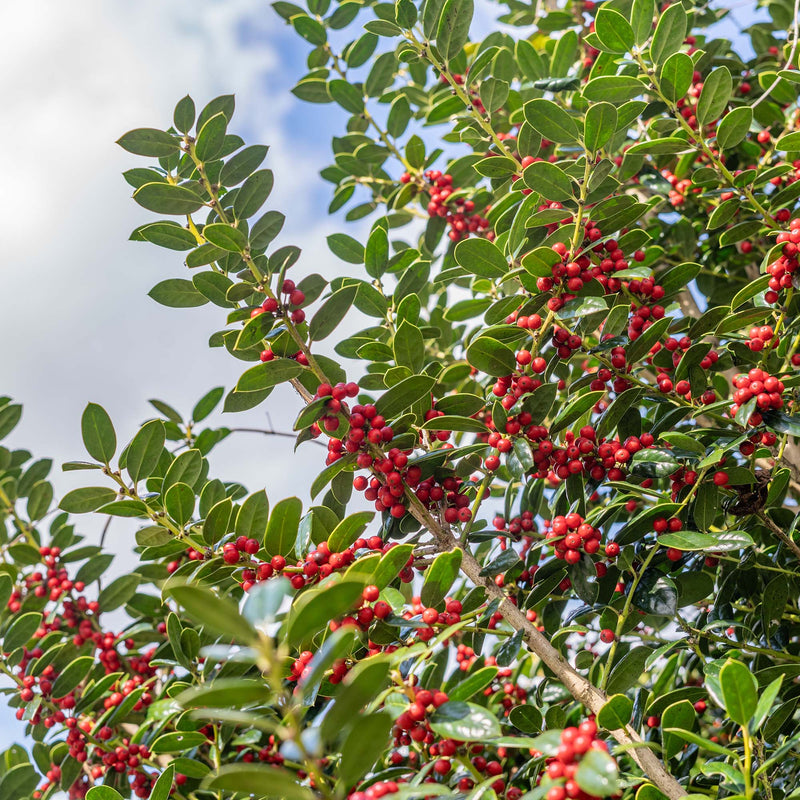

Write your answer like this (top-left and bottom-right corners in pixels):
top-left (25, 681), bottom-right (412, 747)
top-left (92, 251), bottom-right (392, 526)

top-left (0, 0), bottom-right (344, 751)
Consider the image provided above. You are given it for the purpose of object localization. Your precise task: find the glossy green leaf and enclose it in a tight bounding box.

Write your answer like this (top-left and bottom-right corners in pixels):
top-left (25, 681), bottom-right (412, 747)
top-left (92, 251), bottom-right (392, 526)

top-left (265, 497), bottom-right (303, 558)
top-left (720, 659), bottom-right (758, 726)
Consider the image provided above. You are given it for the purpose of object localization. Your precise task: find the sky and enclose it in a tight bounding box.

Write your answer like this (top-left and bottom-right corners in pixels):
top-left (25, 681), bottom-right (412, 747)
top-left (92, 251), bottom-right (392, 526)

top-left (0, 0), bottom-right (763, 765)
top-left (0, 0), bottom-right (354, 752)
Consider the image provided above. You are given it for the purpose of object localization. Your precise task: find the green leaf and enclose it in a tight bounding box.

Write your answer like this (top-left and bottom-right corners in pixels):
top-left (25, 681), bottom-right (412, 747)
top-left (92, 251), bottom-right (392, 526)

top-left (251, 210), bottom-right (286, 250)
top-left (630, 0), bottom-right (655, 44)
top-left (394, 321), bottom-right (425, 371)
top-left (659, 52), bottom-right (693, 103)
top-left (167, 583), bottom-right (256, 643)
top-left (59, 486), bottom-right (117, 514)
top-left (126, 419), bottom-right (166, 483)
top-left (203, 765), bottom-right (314, 800)
top-left (309, 285), bottom-right (358, 341)
top-left (466, 336), bottom-right (516, 377)
top-left (51, 656), bottom-right (95, 698)
top-left (236, 360), bottom-right (305, 392)
top-left (292, 14), bottom-right (328, 45)
top-left (436, 0), bottom-right (474, 60)
top-left (376, 375), bottom-right (436, 418)
top-left (656, 530), bottom-right (753, 552)
top-left (87, 789), bottom-right (124, 800)
top-left (454, 238), bottom-right (508, 280)
top-left (650, 2), bottom-right (687, 65)
top-left (191, 386), bottom-right (224, 423)
top-left (594, 8), bottom-right (634, 53)
top-left (575, 750), bottom-right (621, 797)
top-left (321, 660), bottom-right (390, 742)
top-left (136, 221), bottom-right (197, 250)
top-left (420, 415), bottom-right (489, 433)
top-left (550, 390), bottom-right (604, 435)
top-left (286, 579), bottom-right (364, 646)
top-left (328, 233), bottom-right (364, 264)
top-left (584, 102), bottom-right (618, 153)
top-left (165, 483), bottom-right (195, 526)
top-left (776, 131), bottom-right (800, 151)
top-left (133, 182), bottom-right (206, 215)
top-left (697, 67), bottom-right (732, 126)
top-left (717, 107), bottom-right (753, 149)
top-left (626, 316), bottom-right (671, 363)
top-left (523, 161), bottom-right (575, 201)
top-left (266, 497), bottom-right (302, 558)
top-left (236, 490), bottom-right (270, 540)
top-left (178, 679), bottom-right (273, 708)
top-left (582, 76), bottom-right (646, 104)
top-left (523, 98), bottom-right (580, 143)
top-left (449, 666), bottom-right (498, 702)
top-left (662, 700), bottom-right (696, 759)
top-left (173, 95), bottom-right (196, 133)
top-left (202, 222), bottom-right (247, 252)
top-left (753, 675), bottom-right (783, 731)
top-left (149, 766), bottom-right (175, 800)
top-left (597, 694), bottom-right (633, 730)
top-left (3, 611), bottom-right (42, 651)
top-left (234, 169), bottom-right (274, 219)
top-left (420, 549), bottom-right (462, 607)
top-left (220, 144), bottom-right (269, 186)
top-left (195, 111), bottom-right (228, 161)
top-left (0, 402), bottom-right (22, 440)
top-left (365, 224), bottom-right (389, 278)
top-left (243, 577), bottom-right (292, 627)
top-left (98, 574), bottom-right (140, 611)
top-left (606, 646), bottom-right (651, 694)
top-left (328, 511), bottom-right (374, 552)
top-left (720, 659), bottom-right (758, 726)
top-left (340, 712), bottom-right (394, 786)
top-left (508, 704), bottom-right (543, 733)
top-left (430, 701), bottom-right (502, 740)
top-left (117, 128), bottom-right (179, 157)
top-left (329, 79), bottom-right (365, 113)
top-left (149, 278), bottom-right (209, 308)
top-left (203, 497), bottom-right (232, 545)
top-left (81, 403), bottom-right (116, 464)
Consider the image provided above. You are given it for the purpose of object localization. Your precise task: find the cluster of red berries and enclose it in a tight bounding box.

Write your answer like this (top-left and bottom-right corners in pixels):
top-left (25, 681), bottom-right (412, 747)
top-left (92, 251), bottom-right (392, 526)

top-left (321, 400), bottom-right (396, 463)
top-left (310, 380), bottom-right (361, 436)
top-left (394, 687), bottom-right (451, 743)
top-left (544, 513), bottom-right (602, 564)
top-left (746, 324), bottom-right (777, 352)
top-left (222, 534), bottom-right (260, 564)
top-left (730, 368), bottom-right (785, 424)
top-left (240, 536), bottom-right (391, 593)
top-left (766, 218), bottom-right (800, 303)
top-left (252, 278), bottom-right (307, 325)
top-left (352, 448), bottom-right (417, 519)
top-left (409, 170), bottom-right (492, 242)
top-left (660, 166), bottom-right (702, 207)
top-left (491, 367), bottom-right (546, 413)
top-left (543, 719), bottom-right (615, 800)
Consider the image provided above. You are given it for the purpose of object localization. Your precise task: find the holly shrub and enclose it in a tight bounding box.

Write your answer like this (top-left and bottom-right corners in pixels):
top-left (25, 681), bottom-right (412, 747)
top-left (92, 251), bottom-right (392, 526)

top-left (4, 1), bottom-right (800, 799)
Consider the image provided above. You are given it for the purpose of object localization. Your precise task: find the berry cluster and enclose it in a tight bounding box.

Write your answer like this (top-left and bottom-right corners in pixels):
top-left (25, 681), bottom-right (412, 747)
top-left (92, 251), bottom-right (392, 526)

top-left (222, 535), bottom-right (260, 564)
top-left (312, 380), bottom-right (361, 436)
top-left (544, 719), bottom-right (614, 800)
top-left (252, 278), bottom-right (307, 325)
top-left (766, 217), bottom-right (800, 303)
top-left (730, 368), bottom-right (785, 425)
top-left (746, 324), bottom-right (777, 352)
top-left (544, 513), bottom-right (602, 564)
top-left (413, 169), bottom-right (492, 242)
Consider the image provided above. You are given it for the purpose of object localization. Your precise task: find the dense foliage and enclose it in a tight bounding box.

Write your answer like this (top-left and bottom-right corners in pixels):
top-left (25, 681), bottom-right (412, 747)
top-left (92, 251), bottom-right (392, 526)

top-left (3, 1), bottom-right (800, 799)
